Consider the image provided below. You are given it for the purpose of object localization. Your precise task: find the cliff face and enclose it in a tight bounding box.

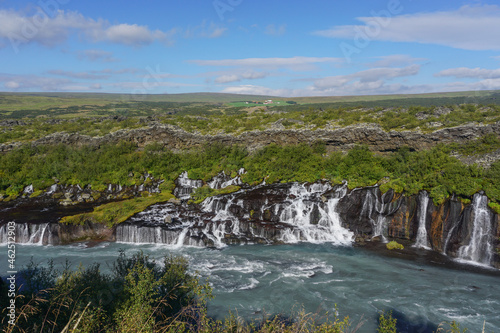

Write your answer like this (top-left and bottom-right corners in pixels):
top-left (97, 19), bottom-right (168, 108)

top-left (2, 122), bottom-right (499, 154)
top-left (2, 177), bottom-right (499, 269)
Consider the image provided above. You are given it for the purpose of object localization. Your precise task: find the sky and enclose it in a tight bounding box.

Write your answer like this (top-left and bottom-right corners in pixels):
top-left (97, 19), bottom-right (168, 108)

top-left (1, 0), bottom-right (500, 97)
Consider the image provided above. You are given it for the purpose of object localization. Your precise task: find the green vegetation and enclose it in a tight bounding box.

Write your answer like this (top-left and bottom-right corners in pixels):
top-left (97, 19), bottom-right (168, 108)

top-left (1, 136), bottom-right (500, 212)
top-left (60, 191), bottom-right (175, 227)
top-left (3, 93), bottom-right (500, 144)
top-left (386, 241), bottom-right (404, 250)
top-left (377, 311), bottom-right (397, 333)
top-left (0, 251), bottom-right (212, 332)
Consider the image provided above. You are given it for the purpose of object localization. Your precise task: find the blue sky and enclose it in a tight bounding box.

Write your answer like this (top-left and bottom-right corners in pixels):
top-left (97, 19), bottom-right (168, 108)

top-left (1, 0), bottom-right (500, 97)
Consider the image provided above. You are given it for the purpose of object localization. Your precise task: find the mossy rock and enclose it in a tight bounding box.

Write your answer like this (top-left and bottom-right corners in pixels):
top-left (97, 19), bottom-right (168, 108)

top-left (386, 241), bottom-right (404, 250)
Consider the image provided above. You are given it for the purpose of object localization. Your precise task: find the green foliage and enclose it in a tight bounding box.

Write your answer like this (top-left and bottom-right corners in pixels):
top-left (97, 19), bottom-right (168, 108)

top-left (377, 311), bottom-right (397, 333)
top-left (1, 134), bottom-right (500, 208)
top-left (386, 241), bottom-right (404, 250)
top-left (0, 251), bottom-right (212, 332)
top-left (436, 321), bottom-right (468, 333)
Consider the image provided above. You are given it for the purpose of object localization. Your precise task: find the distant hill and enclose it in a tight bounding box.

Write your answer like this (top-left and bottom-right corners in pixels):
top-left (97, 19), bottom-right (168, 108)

top-left (1, 90), bottom-right (500, 114)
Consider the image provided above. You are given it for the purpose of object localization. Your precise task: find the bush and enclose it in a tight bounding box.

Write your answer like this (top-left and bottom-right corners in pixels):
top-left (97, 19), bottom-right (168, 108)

top-left (0, 251), bottom-right (211, 332)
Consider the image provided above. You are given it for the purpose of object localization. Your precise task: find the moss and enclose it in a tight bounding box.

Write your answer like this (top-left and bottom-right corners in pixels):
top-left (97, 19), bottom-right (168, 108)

top-left (190, 185), bottom-right (240, 204)
top-left (386, 241), bottom-right (404, 250)
top-left (30, 190), bottom-right (44, 198)
top-left (488, 202), bottom-right (500, 214)
top-left (460, 198), bottom-right (471, 205)
top-left (60, 191), bottom-right (175, 227)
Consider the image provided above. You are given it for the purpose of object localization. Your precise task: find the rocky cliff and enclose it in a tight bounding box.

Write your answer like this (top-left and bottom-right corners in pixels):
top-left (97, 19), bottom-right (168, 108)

top-left (2, 174), bottom-right (499, 269)
top-left (2, 122), bottom-right (499, 154)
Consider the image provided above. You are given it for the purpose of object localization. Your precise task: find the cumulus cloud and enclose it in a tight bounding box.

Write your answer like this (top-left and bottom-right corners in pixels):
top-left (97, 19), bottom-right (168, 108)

top-left (190, 56), bottom-right (342, 71)
top-left (0, 9), bottom-right (176, 50)
top-left (78, 49), bottom-right (118, 62)
top-left (314, 64), bottom-right (420, 90)
top-left (313, 5), bottom-right (500, 50)
top-left (366, 54), bottom-right (427, 68)
top-left (4, 81), bottom-right (20, 89)
top-left (47, 69), bottom-right (109, 80)
top-left (88, 23), bottom-right (172, 46)
top-left (435, 67), bottom-right (500, 79)
top-left (221, 85), bottom-right (293, 97)
top-left (214, 71), bottom-right (269, 83)
top-left (0, 74), bottom-right (75, 91)
top-left (184, 21), bottom-right (227, 39)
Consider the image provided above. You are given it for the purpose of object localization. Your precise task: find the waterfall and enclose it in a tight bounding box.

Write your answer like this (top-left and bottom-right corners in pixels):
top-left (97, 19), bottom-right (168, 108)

top-left (442, 223), bottom-right (458, 255)
top-left (208, 170), bottom-right (244, 190)
top-left (277, 183), bottom-right (353, 245)
top-left (414, 191), bottom-right (430, 249)
top-left (457, 193), bottom-right (494, 266)
top-left (174, 171), bottom-right (203, 199)
top-left (115, 223), bottom-right (204, 246)
top-left (0, 222), bottom-right (54, 245)
top-left (373, 190), bottom-right (388, 242)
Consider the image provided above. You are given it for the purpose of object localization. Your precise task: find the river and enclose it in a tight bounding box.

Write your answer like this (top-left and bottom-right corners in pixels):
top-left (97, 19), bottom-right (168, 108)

top-left (2, 241), bottom-right (499, 332)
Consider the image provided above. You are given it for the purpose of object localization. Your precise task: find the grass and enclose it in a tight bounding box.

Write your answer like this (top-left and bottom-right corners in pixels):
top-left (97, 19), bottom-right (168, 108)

top-left (60, 191), bottom-right (175, 227)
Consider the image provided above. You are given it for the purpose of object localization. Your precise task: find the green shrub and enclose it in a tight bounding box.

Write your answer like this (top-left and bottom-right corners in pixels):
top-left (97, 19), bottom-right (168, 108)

top-left (377, 310), bottom-right (397, 333)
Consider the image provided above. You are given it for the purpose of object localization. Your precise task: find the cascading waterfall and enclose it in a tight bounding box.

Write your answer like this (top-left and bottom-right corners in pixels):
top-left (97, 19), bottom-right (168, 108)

top-left (208, 169), bottom-right (245, 190)
top-left (457, 193), bottom-right (494, 266)
top-left (277, 183), bottom-right (353, 245)
top-left (173, 171), bottom-right (203, 199)
top-left (414, 191), bottom-right (430, 249)
top-left (0, 222), bottom-right (53, 245)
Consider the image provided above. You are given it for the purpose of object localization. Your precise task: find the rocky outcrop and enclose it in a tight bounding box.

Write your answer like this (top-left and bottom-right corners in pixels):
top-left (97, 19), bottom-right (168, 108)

top-left (2, 122), bottom-right (499, 154)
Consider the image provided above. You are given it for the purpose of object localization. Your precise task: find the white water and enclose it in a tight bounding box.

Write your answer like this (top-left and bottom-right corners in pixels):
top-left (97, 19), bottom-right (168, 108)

top-left (373, 190), bottom-right (388, 242)
top-left (3, 242), bottom-right (499, 333)
top-left (278, 183), bottom-right (353, 245)
top-left (113, 182), bottom-right (355, 248)
top-left (0, 222), bottom-right (53, 245)
top-left (457, 194), bottom-right (493, 266)
top-left (174, 171), bottom-right (203, 199)
top-left (208, 169), bottom-right (244, 190)
top-left (414, 191), bottom-right (431, 249)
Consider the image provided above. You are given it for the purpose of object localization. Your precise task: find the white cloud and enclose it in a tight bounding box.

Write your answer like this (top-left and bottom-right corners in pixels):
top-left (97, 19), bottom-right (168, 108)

top-left (0, 74), bottom-right (75, 91)
top-left (0, 9), bottom-right (176, 50)
top-left (435, 67), bottom-right (500, 79)
top-left (221, 85), bottom-right (293, 97)
top-left (4, 81), bottom-right (20, 89)
top-left (265, 24), bottom-right (286, 36)
top-left (190, 56), bottom-right (342, 71)
top-left (78, 49), bottom-right (118, 62)
top-left (184, 21), bottom-right (227, 39)
top-left (88, 23), bottom-right (172, 46)
top-left (366, 54), bottom-right (427, 68)
top-left (214, 71), bottom-right (269, 83)
top-left (313, 5), bottom-right (500, 50)
top-left (314, 65), bottom-right (420, 89)
top-left (47, 70), bottom-right (109, 80)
